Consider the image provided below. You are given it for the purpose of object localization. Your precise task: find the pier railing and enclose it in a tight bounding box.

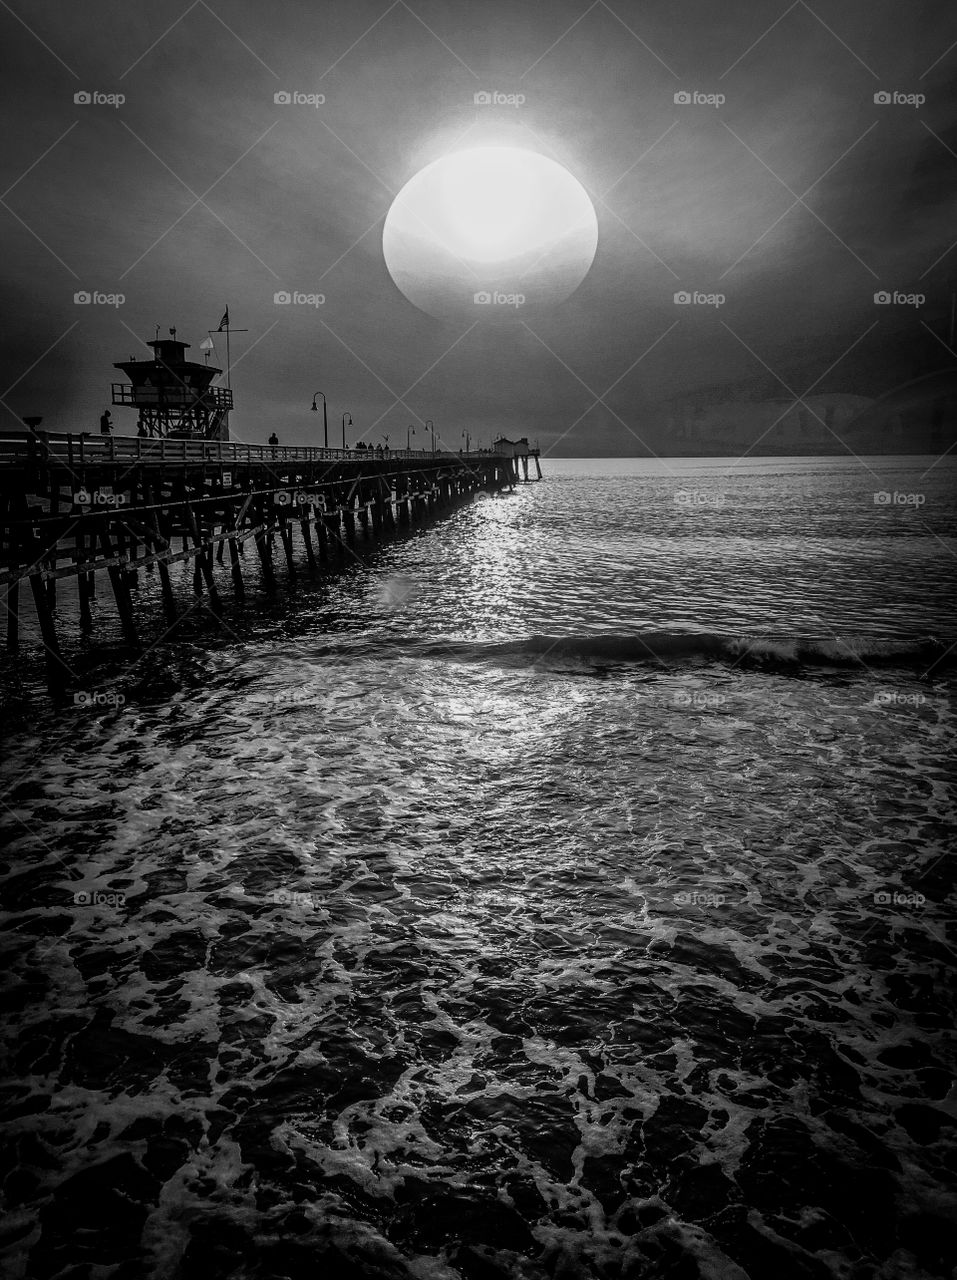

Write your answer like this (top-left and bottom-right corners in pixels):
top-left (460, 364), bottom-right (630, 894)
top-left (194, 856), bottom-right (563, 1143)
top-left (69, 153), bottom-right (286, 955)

top-left (0, 431), bottom-right (539, 469)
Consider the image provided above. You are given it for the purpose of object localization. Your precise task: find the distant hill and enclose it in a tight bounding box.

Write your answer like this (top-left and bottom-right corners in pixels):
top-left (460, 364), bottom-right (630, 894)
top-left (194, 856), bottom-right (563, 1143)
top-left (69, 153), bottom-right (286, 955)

top-left (658, 383), bottom-right (956, 455)
top-left (840, 369), bottom-right (957, 452)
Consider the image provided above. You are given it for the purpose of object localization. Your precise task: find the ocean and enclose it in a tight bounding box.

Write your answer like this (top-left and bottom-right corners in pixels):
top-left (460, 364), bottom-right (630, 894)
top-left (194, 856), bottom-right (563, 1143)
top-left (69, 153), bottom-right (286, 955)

top-left (1, 455), bottom-right (955, 1280)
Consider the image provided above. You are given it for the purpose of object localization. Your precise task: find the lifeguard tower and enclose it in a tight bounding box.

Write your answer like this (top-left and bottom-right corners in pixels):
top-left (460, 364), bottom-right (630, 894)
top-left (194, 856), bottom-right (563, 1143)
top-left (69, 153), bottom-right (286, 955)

top-left (111, 328), bottom-right (233, 439)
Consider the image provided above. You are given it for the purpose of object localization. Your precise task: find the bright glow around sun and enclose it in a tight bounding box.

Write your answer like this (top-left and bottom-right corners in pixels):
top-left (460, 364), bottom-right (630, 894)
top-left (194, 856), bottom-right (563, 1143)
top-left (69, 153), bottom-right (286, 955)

top-left (382, 146), bottom-right (598, 320)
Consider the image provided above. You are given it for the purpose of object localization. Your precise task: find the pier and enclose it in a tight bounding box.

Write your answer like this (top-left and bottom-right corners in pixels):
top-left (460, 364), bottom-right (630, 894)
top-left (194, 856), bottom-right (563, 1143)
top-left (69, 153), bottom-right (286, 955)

top-left (0, 327), bottom-right (543, 692)
top-left (0, 430), bottom-right (542, 693)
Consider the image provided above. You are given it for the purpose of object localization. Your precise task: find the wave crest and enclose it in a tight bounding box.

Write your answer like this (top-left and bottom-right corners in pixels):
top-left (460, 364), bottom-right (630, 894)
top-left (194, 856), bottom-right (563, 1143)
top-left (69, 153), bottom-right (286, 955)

top-left (318, 632), bottom-right (952, 671)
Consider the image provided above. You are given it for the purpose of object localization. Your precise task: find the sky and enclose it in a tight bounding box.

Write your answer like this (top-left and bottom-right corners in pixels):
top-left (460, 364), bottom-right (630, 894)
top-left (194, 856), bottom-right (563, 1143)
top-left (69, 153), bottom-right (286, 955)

top-left (0, 0), bottom-right (955, 453)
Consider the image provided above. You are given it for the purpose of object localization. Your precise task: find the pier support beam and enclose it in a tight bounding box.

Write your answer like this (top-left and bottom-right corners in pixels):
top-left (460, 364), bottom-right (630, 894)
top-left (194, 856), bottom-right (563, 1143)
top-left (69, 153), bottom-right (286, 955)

top-left (254, 499), bottom-right (277, 594)
top-left (28, 570), bottom-right (70, 693)
top-left (278, 510), bottom-right (296, 579)
top-left (76, 528), bottom-right (93, 633)
top-left (99, 525), bottom-right (138, 645)
top-left (149, 509), bottom-right (178, 624)
top-left (6, 576), bottom-right (19, 650)
top-left (185, 504), bottom-right (223, 616)
top-left (300, 506), bottom-right (317, 574)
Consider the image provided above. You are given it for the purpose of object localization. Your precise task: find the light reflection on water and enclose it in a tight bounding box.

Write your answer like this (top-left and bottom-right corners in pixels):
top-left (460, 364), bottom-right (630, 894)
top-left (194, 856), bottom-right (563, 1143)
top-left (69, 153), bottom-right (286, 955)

top-left (0, 457), bottom-right (954, 1279)
top-left (327, 455), bottom-right (956, 644)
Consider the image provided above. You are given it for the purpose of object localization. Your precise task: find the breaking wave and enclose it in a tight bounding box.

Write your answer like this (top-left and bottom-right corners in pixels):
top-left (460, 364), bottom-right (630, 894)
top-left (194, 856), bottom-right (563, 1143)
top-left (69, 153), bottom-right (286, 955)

top-left (314, 631), bottom-right (953, 671)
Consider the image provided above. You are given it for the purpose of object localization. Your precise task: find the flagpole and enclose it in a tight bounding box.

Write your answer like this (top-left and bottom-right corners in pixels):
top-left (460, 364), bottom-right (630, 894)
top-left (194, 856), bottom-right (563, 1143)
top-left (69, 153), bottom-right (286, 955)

top-left (208, 310), bottom-right (246, 441)
top-left (225, 322), bottom-right (231, 440)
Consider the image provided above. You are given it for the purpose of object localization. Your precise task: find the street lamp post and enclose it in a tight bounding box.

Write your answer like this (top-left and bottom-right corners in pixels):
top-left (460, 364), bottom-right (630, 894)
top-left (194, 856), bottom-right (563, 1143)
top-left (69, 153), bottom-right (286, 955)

top-left (310, 392), bottom-right (328, 448)
top-left (462, 430), bottom-right (470, 453)
top-left (407, 424), bottom-right (415, 451)
top-left (341, 411), bottom-right (352, 450)
top-left (425, 419), bottom-right (435, 454)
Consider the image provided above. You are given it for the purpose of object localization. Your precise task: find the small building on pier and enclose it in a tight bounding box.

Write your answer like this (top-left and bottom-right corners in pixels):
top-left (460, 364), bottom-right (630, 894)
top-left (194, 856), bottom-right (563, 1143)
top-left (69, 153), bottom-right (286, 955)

top-left (491, 436), bottom-right (533, 457)
top-left (112, 330), bottom-right (233, 440)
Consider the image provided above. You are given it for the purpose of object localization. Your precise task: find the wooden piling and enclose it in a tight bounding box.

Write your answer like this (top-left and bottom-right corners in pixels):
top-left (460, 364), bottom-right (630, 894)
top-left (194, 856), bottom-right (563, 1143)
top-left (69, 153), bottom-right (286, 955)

top-left (147, 508), bottom-right (177, 624)
top-left (28, 569), bottom-right (69, 692)
top-left (123, 507), bottom-right (139, 589)
top-left (254, 498), bottom-right (277, 593)
top-left (45, 486), bottom-right (59, 611)
top-left (6, 576), bottom-right (19, 649)
top-left (191, 509), bottom-right (204, 596)
top-left (357, 489), bottom-right (371, 538)
top-left (278, 510), bottom-right (296, 577)
top-left (98, 525), bottom-right (138, 645)
top-left (76, 527), bottom-right (93, 633)
top-left (343, 492), bottom-right (357, 542)
top-left (222, 503), bottom-right (245, 599)
top-left (300, 506), bottom-right (317, 573)
top-left (313, 503), bottom-right (329, 562)
top-left (185, 503), bottom-right (223, 615)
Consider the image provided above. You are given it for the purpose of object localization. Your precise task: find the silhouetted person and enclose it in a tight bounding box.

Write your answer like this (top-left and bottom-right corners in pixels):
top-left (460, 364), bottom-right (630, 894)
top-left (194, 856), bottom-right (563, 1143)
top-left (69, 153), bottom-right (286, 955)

top-left (137, 422), bottom-right (147, 438)
top-left (100, 410), bottom-right (112, 435)
top-left (268, 432), bottom-right (279, 446)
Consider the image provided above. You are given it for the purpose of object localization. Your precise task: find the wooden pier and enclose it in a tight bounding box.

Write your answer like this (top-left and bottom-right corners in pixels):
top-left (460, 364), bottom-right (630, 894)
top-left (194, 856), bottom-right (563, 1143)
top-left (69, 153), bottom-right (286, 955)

top-left (0, 430), bottom-right (542, 692)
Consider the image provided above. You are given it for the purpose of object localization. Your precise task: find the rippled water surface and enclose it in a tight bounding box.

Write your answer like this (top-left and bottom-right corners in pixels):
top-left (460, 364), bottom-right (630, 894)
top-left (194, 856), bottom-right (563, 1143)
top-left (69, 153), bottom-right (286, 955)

top-left (1, 458), bottom-right (955, 1280)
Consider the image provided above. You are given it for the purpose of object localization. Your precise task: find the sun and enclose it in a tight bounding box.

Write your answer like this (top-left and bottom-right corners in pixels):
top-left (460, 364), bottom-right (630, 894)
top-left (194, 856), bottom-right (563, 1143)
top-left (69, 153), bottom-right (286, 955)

top-left (431, 148), bottom-right (552, 262)
top-left (382, 146), bottom-right (598, 321)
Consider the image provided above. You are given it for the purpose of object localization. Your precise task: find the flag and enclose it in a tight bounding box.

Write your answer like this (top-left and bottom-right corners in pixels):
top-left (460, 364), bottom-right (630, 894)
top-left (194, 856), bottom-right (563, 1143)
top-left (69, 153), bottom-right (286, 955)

top-left (199, 336), bottom-right (214, 350)
top-left (217, 308), bottom-right (229, 331)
